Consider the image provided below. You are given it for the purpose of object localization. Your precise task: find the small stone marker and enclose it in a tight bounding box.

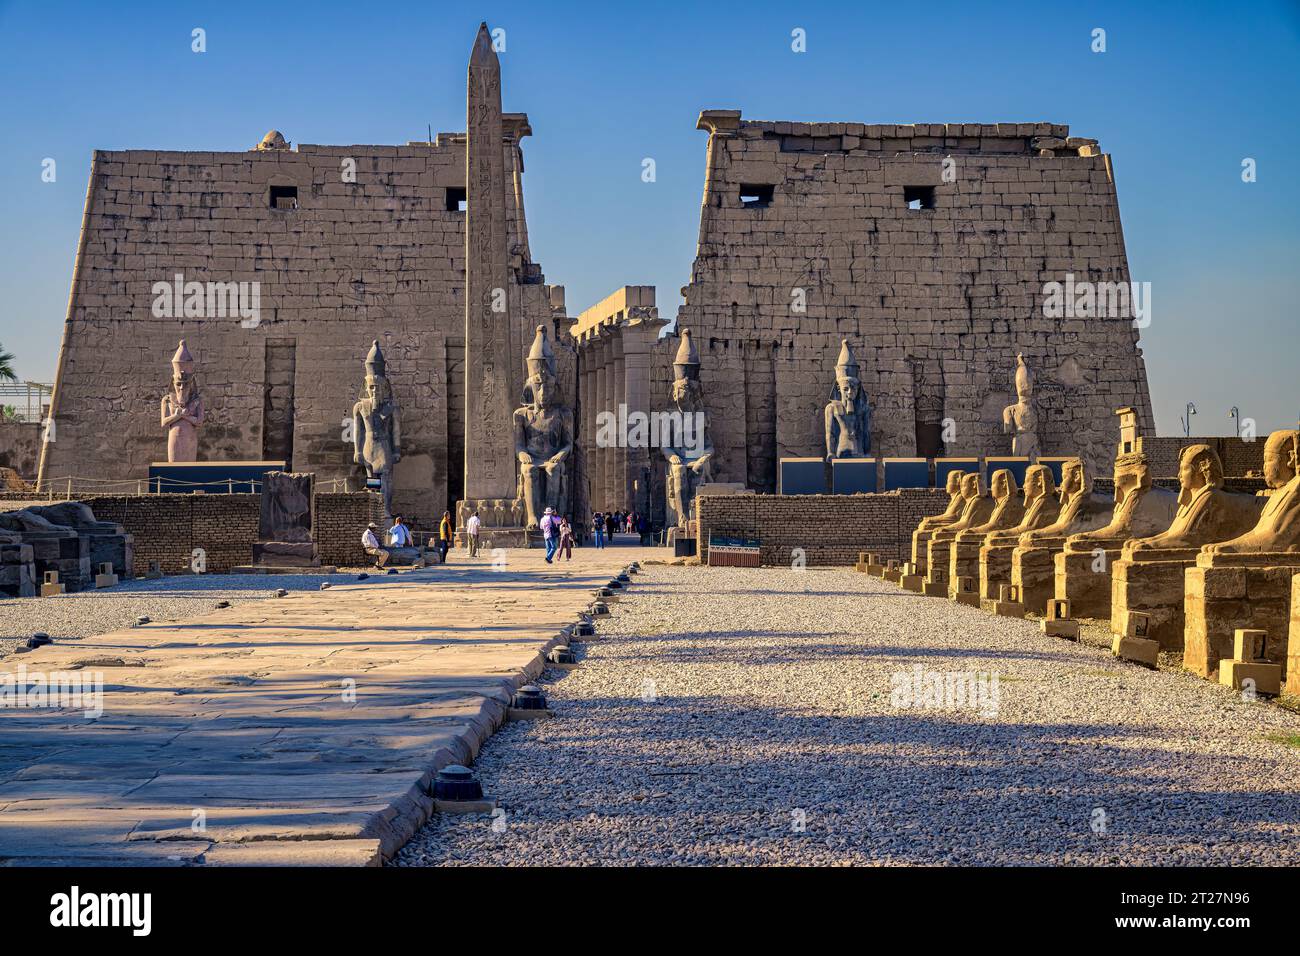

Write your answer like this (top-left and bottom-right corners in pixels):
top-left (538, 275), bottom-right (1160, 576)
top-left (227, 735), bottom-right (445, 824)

top-left (922, 567), bottom-right (948, 598)
top-left (952, 575), bottom-right (981, 608)
top-left (900, 561), bottom-right (925, 593)
top-left (40, 570), bottom-right (64, 598)
top-left (27, 632), bottom-right (52, 649)
top-left (548, 644), bottom-right (579, 670)
top-left (990, 583), bottom-right (1025, 617)
top-left (1219, 628), bottom-right (1281, 696)
top-left (1041, 598), bottom-right (1080, 640)
top-left (146, 560), bottom-right (163, 580)
top-left (274, 588), bottom-right (288, 598)
top-left (94, 562), bottom-right (119, 589)
top-left (1112, 611), bottom-right (1158, 667)
top-left (134, 615), bottom-right (151, 626)
top-left (883, 559), bottom-right (903, 584)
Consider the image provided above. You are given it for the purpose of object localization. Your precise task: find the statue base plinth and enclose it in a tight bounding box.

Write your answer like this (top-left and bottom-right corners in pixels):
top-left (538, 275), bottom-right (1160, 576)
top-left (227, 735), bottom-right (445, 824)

top-left (1054, 543), bottom-right (1126, 620)
top-left (1110, 549), bottom-right (1201, 651)
top-left (1185, 557), bottom-right (1300, 682)
top-left (1011, 538), bottom-right (1068, 617)
top-left (251, 540), bottom-right (320, 568)
top-left (978, 540), bottom-right (1020, 602)
top-left (924, 532), bottom-right (960, 587)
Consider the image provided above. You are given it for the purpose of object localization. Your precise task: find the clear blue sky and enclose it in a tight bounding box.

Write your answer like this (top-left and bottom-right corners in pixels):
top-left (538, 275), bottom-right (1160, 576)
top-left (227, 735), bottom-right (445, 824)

top-left (1, 0), bottom-right (1296, 437)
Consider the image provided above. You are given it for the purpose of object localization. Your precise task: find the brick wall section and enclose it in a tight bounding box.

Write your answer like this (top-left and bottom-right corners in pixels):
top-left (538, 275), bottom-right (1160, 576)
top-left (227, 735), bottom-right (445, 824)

top-left (696, 489), bottom-right (950, 566)
top-left (0, 491), bottom-right (381, 574)
top-left (1137, 437), bottom-right (1266, 478)
top-left (316, 492), bottom-right (386, 567)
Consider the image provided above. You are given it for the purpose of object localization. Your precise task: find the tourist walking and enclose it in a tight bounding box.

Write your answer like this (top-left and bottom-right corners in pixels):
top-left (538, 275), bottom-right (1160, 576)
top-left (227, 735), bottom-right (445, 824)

top-left (592, 511), bottom-right (605, 549)
top-left (540, 506), bottom-right (559, 562)
top-left (558, 517), bottom-right (574, 560)
top-left (361, 522), bottom-right (390, 568)
top-left (438, 510), bottom-right (453, 563)
top-left (465, 509), bottom-right (481, 558)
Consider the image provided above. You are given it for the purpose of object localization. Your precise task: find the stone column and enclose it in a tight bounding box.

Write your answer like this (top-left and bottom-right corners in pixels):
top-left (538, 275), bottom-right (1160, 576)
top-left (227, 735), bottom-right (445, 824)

top-left (622, 324), bottom-right (654, 516)
top-left (593, 336), bottom-right (610, 510)
top-left (463, 23), bottom-right (515, 502)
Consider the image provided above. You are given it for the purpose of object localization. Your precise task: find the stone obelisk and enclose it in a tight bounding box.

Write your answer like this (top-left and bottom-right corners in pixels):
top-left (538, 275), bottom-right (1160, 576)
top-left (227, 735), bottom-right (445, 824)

top-left (464, 22), bottom-right (515, 503)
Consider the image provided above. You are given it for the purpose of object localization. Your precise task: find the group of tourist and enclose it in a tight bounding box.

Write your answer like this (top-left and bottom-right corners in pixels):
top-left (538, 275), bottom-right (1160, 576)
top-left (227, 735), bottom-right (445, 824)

top-left (360, 505), bottom-right (649, 569)
top-left (360, 512), bottom-right (454, 569)
top-left (590, 509), bottom-right (647, 548)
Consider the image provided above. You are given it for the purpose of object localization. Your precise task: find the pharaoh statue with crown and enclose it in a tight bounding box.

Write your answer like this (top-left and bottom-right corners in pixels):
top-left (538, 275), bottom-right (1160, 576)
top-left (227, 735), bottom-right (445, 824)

top-left (160, 339), bottom-right (204, 462)
top-left (662, 329), bottom-right (714, 530)
top-left (824, 339), bottom-right (871, 459)
top-left (1001, 353), bottom-right (1040, 460)
top-left (514, 325), bottom-right (574, 530)
top-left (352, 340), bottom-right (402, 519)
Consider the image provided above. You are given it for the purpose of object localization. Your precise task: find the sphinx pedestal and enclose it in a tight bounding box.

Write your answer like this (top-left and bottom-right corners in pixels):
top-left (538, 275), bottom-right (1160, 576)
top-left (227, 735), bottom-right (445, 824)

top-left (1054, 544), bottom-right (1122, 620)
top-left (1109, 549), bottom-right (1198, 651)
top-left (925, 534), bottom-right (960, 592)
top-left (1011, 541), bottom-right (1065, 617)
top-left (949, 533), bottom-right (989, 599)
top-left (978, 540), bottom-right (1017, 604)
top-left (1289, 574), bottom-right (1300, 696)
top-left (1185, 555), bottom-right (1300, 681)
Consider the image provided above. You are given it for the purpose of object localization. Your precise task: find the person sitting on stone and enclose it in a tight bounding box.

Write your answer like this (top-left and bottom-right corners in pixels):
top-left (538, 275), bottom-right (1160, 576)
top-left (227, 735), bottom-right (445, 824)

top-left (388, 514), bottom-right (412, 548)
top-left (361, 522), bottom-right (389, 568)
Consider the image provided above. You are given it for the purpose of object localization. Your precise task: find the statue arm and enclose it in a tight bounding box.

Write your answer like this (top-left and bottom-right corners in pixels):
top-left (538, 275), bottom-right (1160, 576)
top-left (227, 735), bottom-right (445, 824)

top-left (352, 405), bottom-right (363, 463)
top-left (514, 410), bottom-right (533, 464)
top-left (548, 412), bottom-right (575, 466)
top-left (825, 404), bottom-right (837, 459)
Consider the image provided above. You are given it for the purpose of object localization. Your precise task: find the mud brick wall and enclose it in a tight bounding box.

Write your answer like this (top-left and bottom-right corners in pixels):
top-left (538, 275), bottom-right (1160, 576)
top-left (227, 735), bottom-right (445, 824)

top-left (696, 489), bottom-right (949, 566)
top-left (674, 114), bottom-right (1154, 491)
top-left (1138, 437), bottom-right (1267, 478)
top-left (316, 492), bottom-right (385, 567)
top-left (79, 494), bottom-right (259, 574)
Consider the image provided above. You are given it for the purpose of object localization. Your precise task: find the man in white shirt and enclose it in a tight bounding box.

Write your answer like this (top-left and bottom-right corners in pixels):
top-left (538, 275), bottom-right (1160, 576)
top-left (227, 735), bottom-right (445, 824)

top-left (388, 515), bottom-right (413, 548)
top-left (361, 522), bottom-right (390, 568)
top-left (465, 509), bottom-right (482, 558)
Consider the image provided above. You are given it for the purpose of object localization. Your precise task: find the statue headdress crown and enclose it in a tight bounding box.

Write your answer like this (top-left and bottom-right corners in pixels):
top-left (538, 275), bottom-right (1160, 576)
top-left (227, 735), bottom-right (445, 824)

top-left (673, 328), bottom-right (700, 379)
top-left (365, 340), bottom-right (386, 378)
top-left (835, 339), bottom-right (860, 379)
top-left (1014, 353), bottom-right (1034, 398)
top-left (171, 339), bottom-right (195, 374)
top-left (527, 324), bottom-right (556, 378)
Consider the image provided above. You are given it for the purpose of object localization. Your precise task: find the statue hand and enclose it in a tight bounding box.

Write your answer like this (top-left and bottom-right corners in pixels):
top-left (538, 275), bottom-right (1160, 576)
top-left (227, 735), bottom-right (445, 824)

top-left (517, 451), bottom-right (532, 466)
top-left (668, 453), bottom-right (683, 467)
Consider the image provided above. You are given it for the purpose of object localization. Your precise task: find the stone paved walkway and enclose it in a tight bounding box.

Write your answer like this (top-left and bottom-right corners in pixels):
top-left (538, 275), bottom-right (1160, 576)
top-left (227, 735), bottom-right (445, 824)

top-left (0, 545), bottom-right (653, 865)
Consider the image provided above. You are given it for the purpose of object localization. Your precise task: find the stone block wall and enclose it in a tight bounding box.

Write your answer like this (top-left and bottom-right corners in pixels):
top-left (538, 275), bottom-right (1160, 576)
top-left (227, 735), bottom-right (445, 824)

top-left (1137, 437), bottom-right (1266, 478)
top-left (674, 114), bottom-right (1154, 491)
top-left (40, 130), bottom-right (556, 521)
top-left (695, 489), bottom-right (950, 566)
top-left (0, 421), bottom-right (42, 481)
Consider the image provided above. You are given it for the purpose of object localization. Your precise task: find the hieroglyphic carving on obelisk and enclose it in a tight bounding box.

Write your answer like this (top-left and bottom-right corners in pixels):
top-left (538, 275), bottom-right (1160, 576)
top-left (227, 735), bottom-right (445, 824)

top-left (464, 22), bottom-right (515, 500)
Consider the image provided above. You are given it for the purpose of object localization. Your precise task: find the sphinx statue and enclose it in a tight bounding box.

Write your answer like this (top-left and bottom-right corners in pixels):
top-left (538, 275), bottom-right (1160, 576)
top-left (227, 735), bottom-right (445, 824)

top-left (1009, 458), bottom-right (1113, 615)
top-left (662, 329), bottom-right (714, 531)
top-left (1001, 353), bottom-right (1040, 460)
top-left (978, 463), bottom-right (1058, 601)
top-left (824, 339), bottom-right (871, 459)
top-left (923, 473), bottom-right (996, 590)
top-left (352, 340), bottom-right (402, 520)
top-left (1186, 429), bottom-right (1300, 684)
top-left (1201, 429), bottom-right (1300, 558)
top-left (1111, 444), bottom-right (1263, 650)
top-left (1055, 451), bottom-right (1179, 618)
top-left (160, 339), bottom-right (204, 462)
top-left (909, 470), bottom-right (966, 573)
top-left (514, 325), bottom-right (574, 530)
top-left (948, 468), bottom-right (1025, 593)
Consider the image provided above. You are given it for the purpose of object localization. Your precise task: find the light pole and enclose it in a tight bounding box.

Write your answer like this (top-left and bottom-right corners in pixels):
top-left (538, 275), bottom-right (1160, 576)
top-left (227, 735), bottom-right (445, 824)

top-left (1229, 406), bottom-right (1240, 437)
top-left (1181, 402), bottom-right (1197, 438)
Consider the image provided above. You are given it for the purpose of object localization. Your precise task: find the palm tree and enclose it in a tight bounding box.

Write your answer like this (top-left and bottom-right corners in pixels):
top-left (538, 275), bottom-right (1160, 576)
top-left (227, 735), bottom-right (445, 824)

top-left (0, 344), bottom-right (15, 383)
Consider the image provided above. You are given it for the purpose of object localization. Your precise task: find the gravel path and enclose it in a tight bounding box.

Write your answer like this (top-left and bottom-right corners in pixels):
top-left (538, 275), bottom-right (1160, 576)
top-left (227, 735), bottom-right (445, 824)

top-left (393, 564), bottom-right (1300, 866)
top-left (0, 569), bottom-right (379, 660)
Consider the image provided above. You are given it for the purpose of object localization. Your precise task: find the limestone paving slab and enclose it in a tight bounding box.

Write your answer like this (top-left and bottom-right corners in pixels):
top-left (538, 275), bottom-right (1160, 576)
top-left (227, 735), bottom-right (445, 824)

top-left (0, 546), bottom-right (653, 865)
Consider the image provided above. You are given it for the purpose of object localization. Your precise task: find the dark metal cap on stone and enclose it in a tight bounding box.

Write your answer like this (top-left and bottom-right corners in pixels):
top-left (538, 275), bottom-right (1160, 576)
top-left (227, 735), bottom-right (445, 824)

top-left (574, 621), bottom-right (596, 637)
top-left (433, 764), bottom-right (483, 801)
top-left (549, 646), bottom-right (576, 664)
top-left (607, 579), bottom-right (624, 589)
top-left (595, 587), bottom-right (614, 597)
top-left (589, 602), bottom-right (609, 615)
top-left (616, 573), bottom-right (631, 583)
top-left (27, 633), bottom-right (51, 648)
top-left (512, 685), bottom-right (548, 710)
